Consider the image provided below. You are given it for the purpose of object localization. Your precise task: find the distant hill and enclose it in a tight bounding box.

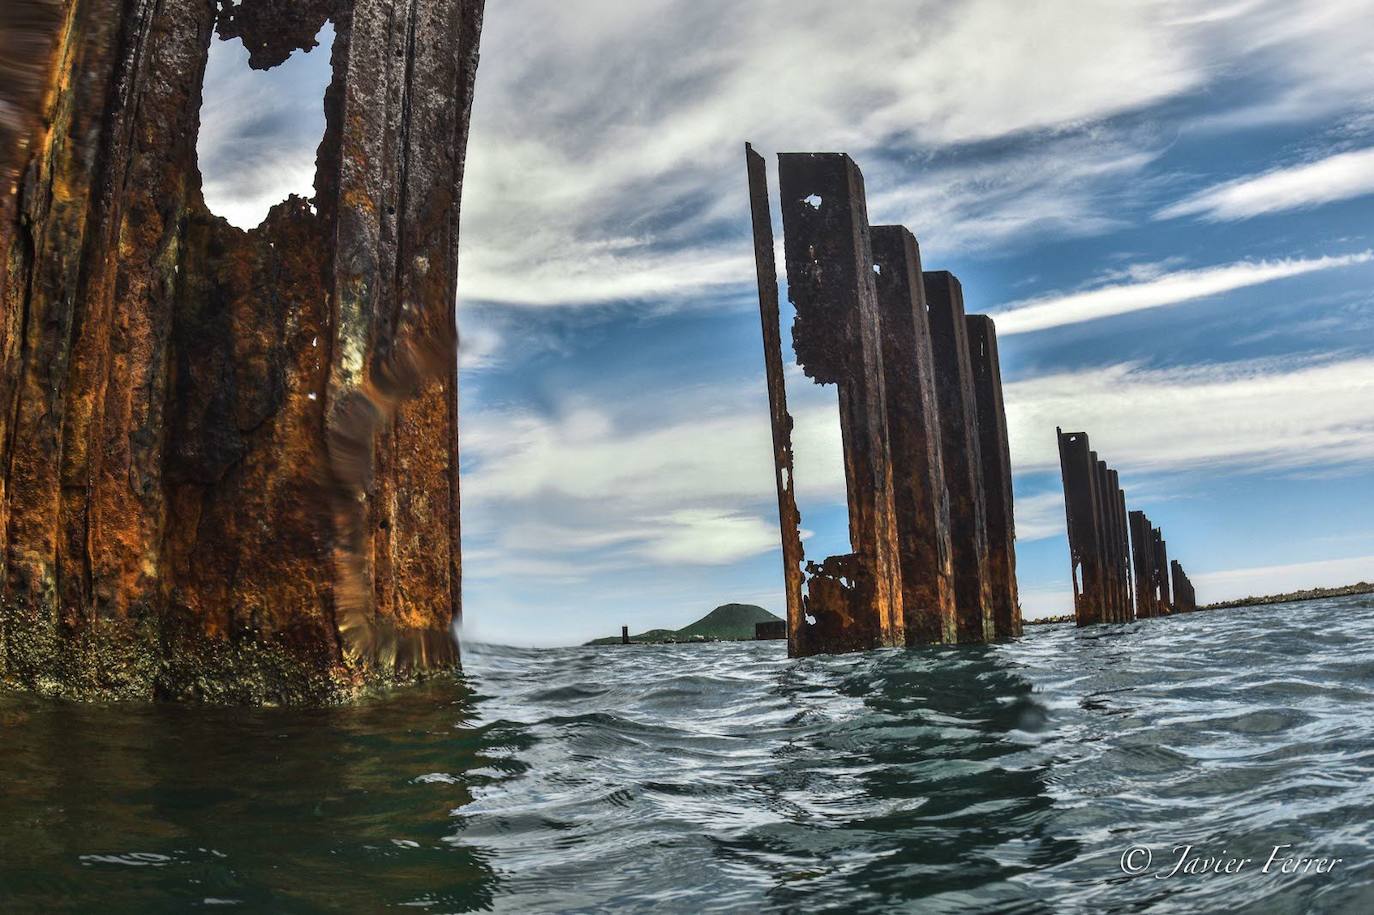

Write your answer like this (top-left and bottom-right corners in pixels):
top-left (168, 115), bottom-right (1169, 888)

top-left (587, 603), bottom-right (782, 645)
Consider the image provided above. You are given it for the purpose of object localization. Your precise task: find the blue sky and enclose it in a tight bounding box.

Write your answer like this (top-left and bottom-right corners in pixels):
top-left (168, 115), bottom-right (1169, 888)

top-left (199, 1), bottom-right (1374, 646)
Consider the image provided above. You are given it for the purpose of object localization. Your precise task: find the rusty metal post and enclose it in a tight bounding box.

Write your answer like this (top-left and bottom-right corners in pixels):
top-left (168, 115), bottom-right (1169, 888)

top-left (1110, 472), bottom-right (1132, 621)
top-left (1058, 430), bottom-right (1107, 625)
top-left (1093, 458), bottom-right (1119, 622)
top-left (1171, 561), bottom-right (1197, 613)
top-left (778, 153), bottom-right (905, 652)
top-left (870, 226), bottom-right (957, 645)
top-left (924, 272), bottom-right (994, 643)
top-left (1129, 510), bottom-right (1157, 619)
top-left (1154, 529), bottom-right (1173, 612)
top-left (965, 314), bottom-right (1020, 638)
top-left (745, 145), bottom-right (808, 656)
top-left (0, 0), bottom-right (486, 702)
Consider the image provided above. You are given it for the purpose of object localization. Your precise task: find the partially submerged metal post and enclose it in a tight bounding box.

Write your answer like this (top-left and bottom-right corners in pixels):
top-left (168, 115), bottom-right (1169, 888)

top-left (745, 145), bottom-right (808, 656)
top-left (778, 152), bottom-right (906, 651)
top-left (1129, 511), bottom-right (1158, 619)
top-left (1057, 430), bottom-right (1108, 626)
top-left (1154, 530), bottom-right (1173, 612)
top-left (1171, 561), bottom-right (1198, 612)
top-left (871, 226), bottom-right (957, 645)
top-left (965, 315), bottom-right (1020, 637)
top-left (1111, 472), bottom-right (1133, 621)
top-left (0, 0), bottom-right (485, 703)
top-left (1058, 431), bottom-right (1208, 625)
top-left (1094, 457), bottom-right (1120, 622)
top-left (746, 146), bottom-right (1019, 654)
top-left (622, 626), bottom-right (631, 645)
top-left (925, 273), bottom-right (994, 643)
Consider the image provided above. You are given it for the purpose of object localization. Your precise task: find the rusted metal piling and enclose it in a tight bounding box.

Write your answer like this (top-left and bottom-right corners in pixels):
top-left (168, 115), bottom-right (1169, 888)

top-left (965, 315), bottom-right (1021, 638)
top-left (1129, 511), bottom-right (1160, 618)
top-left (871, 227), bottom-right (958, 645)
top-left (770, 151), bottom-right (908, 653)
top-left (745, 145), bottom-right (808, 656)
top-left (1154, 530), bottom-right (1173, 612)
top-left (926, 273), bottom-right (995, 643)
top-left (1057, 431), bottom-right (1109, 626)
top-left (1058, 432), bottom-right (1202, 625)
top-left (746, 147), bottom-right (1018, 656)
top-left (0, 0), bottom-right (485, 703)
top-left (1171, 562), bottom-right (1198, 613)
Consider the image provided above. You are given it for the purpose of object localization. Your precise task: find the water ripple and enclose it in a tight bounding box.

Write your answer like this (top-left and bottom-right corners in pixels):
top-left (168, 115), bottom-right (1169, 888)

top-left (1, 596), bottom-right (1371, 911)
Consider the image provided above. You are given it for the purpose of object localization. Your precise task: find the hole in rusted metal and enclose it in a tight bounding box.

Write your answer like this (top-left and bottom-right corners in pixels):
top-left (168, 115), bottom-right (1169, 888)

top-left (197, 19), bottom-right (335, 229)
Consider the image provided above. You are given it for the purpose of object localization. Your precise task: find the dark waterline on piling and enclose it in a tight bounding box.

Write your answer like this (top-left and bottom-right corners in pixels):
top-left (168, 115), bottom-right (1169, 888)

top-left (2, 595), bottom-right (1373, 912)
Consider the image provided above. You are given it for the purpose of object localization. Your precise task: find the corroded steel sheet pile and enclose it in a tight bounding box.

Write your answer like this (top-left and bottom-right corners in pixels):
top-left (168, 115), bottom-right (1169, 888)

top-left (1057, 430), bottom-right (1108, 625)
top-left (871, 226), bottom-right (956, 645)
top-left (1129, 510), bottom-right (1160, 618)
top-left (925, 273), bottom-right (995, 643)
top-left (1154, 530), bottom-right (1173, 611)
top-left (777, 152), bottom-right (906, 653)
top-left (0, 0), bottom-right (485, 703)
top-left (1171, 561), bottom-right (1198, 613)
top-left (966, 315), bottom-right (1021, 637)
top-left (1058, 431), bottom-right (1201, 625)
top-left (746, 147), bottom-right (1018, 656)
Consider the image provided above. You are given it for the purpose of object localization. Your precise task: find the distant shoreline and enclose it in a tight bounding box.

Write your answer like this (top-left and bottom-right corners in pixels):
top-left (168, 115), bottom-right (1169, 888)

top-left (1024, 581), bottom-right (1374, 626)
top-left (1202, 581), bottom-right (1374, 610)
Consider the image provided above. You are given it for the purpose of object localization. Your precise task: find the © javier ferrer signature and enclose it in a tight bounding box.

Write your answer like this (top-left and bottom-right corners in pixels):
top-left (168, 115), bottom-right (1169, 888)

top-left (1120, 844), bottom-right (1344, 878)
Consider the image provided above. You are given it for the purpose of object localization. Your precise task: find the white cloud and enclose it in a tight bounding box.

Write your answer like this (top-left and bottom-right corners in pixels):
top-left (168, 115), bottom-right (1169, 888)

top-left (198, 27), bottom-right (335, 229)
top-left (1179, 0), bottom-right (1374, 130)
top-left (461, 378), bottom-right (850, 578)
top-left (1159, 147), bottom-right (1374, 221)
top-left (1005, 355), bottom-right (1374, 475)
top-left (1014, 490), bottom-right (1067, 543)
top-left (990, 252), bottom-right (1373, 335)
top-left (458, 0), bottom-right (1203, 308)
top-left (1194, 554), bottom-right (1374, 604)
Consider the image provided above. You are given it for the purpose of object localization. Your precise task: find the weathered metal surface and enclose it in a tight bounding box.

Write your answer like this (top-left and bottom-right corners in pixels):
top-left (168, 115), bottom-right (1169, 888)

top-left (1110, 471), bottom-right (1132, 622)
top-left (1129, 510), bottom-right (1159, 619)
top-left (1057, 429), bottom-right (1107, 626)
top-left (1171, 561), bottom-right (1198, 613)
top-left (925, 272), bottom-right (993, 643)
top-left (750, 150), bottom-right (1026, 653)
top-left (745, 145), bottom-right (808, 656)
top-left (1154, 529), bottom-right (1173, 612)
top-left (0, 0), bottom-right (485, 703)
top-left (1091, 458), bottom-right (1117, 622)
top-left (966, 314), bottom-right (1020, 638)
top-left (870, 226), bottom-right (957, 646)
top-left (778, 153), bottom-right (905, 652)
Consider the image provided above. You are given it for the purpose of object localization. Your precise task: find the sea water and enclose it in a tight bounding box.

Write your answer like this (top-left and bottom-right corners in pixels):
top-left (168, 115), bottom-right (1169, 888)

top-left (2, 595), bottom-right (1372, 912)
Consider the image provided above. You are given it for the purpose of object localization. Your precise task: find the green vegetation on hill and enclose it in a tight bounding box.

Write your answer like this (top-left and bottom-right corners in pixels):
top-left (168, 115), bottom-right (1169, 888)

top-left (587, 603), bottom-right (782, 645)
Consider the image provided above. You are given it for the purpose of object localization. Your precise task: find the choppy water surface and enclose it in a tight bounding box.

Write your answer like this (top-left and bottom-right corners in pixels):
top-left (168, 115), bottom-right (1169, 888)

top-left (2, 596), bottom-right (1373, 912)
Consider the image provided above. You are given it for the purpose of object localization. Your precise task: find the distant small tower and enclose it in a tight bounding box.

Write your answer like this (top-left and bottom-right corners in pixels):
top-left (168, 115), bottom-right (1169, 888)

top-left (622, 626), bottom-right (631, 645)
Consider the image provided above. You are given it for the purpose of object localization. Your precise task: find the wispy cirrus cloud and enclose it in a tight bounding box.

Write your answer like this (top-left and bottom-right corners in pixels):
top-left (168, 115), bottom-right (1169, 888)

top-left (1005, 355), bottom-right (1374, 475)
top-left (1014, 491), bottom-right (1067, 544)
top-left (990, 252), bottom-right (1373, 335)
top-left (1158, 147), bottom-right (1374, 221)
top-left (458, 0), bottom-right (1203, 309)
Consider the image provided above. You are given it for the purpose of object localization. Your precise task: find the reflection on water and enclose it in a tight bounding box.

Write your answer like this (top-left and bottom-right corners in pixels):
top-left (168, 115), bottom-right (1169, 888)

top-left (2, 595), bottom-right (1373, 912)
